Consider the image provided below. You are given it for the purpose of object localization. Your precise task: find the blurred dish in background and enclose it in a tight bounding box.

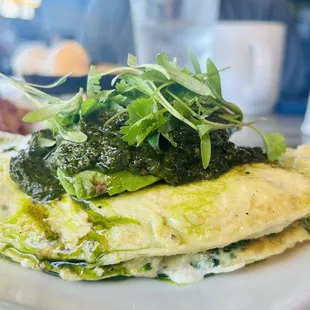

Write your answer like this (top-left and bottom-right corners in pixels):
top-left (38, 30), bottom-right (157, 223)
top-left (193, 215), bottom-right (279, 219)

top-left (40, 40), bottom-right (90, 76)
top-left (0, 98), bottom-right (31, 135)
top-left (2, 38), bottom-right (120, 134)
top-left (8, 39), bottom-right (120, 95)
top-left (11, 40), bottom-right (90, 77)
top-left (11, 42), bottom-right (49, 76)
top-left (212, 21), bottom-right (286, 115)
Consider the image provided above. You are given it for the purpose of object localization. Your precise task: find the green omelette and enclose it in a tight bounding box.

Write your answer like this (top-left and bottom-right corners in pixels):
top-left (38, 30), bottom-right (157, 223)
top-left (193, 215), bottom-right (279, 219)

top-left (0, 51), bottom-right (309, 284)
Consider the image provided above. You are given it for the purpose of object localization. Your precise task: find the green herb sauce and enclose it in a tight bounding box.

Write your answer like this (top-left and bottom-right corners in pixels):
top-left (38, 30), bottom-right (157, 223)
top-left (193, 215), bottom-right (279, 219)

top-left (9, 111), bottom-right (266, 202)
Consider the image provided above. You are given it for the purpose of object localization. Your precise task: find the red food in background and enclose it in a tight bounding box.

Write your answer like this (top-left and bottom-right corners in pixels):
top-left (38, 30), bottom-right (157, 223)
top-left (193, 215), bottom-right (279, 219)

top-left (0, 99), bottom-right (31, 135)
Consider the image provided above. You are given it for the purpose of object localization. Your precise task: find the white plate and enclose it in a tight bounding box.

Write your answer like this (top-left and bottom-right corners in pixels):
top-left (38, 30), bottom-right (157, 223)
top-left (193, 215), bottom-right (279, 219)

top-left (0, 243), bottom-right (309, 310)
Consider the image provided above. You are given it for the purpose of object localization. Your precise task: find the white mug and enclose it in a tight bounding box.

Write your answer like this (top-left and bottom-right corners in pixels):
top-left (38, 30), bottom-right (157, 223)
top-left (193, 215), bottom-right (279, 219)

top-left (212, 21), bottom-right (286, 115)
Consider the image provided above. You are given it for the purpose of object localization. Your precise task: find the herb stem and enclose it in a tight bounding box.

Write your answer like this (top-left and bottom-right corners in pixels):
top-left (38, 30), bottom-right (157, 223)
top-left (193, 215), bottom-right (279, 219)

top-left (149, 81), bottom-right (197, 131)
top-left (166, 89), bottom-right (199, 118)
top-left (104, 109), bottom-right (128, 127)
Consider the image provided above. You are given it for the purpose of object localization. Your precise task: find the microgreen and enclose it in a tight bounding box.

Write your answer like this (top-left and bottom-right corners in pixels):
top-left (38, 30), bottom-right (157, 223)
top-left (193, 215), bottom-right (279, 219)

top-left (197, 124), bottom-right (212, 169)
top-left (250, 126), bottom-right (287, 161)
top-left (25, 73), bottom-right (72, 89)
top-left (206, 58), bottom-right (222, 97)
top-left (0, 73), bottom-right (86, 142)
top-left (120, 98), bottom-right (167, 146)
top-left (0, 49), bottom-right (287, 168)
top-left (189, 48), bottom-right (202, 74)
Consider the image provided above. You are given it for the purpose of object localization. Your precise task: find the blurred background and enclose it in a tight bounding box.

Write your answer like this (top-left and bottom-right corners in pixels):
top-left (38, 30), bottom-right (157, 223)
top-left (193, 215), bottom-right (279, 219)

top-left (0, 0), bottom-right (309, 145)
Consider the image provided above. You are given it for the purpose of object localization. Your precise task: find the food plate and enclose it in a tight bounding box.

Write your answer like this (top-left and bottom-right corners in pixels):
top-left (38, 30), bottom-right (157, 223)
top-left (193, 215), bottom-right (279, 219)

top-left (1, 51), bottom-right (309, 310)
top-left (0, 243), bottom-right (309, 310)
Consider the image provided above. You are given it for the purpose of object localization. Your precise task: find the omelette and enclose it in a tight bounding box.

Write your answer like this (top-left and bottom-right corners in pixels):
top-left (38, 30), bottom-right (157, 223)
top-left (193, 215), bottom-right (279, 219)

top-left (0, 51), bottom-right (309, 284)
top-left (0, 133), bottom-right (310, 284)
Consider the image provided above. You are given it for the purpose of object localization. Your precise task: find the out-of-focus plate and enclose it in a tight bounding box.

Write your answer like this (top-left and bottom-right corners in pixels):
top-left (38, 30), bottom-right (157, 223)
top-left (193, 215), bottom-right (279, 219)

top-left (0, 243), bottom-right (309, 310)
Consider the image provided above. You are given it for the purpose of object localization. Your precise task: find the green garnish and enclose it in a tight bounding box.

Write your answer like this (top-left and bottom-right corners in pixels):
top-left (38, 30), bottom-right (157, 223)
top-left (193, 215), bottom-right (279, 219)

top-left (1, 50), bottom-right (286, 168)
top-left (250, 127), bottom-right (287, 162)
top-left (57, 169), bottom-right (160, 199)
top-left (119, 98), bottom-right (167, 146)
top-left (0, 73), bottom-right (87, 143)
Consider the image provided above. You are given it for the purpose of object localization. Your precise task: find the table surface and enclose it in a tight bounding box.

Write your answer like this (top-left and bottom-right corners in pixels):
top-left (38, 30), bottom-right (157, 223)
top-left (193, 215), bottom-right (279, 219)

top-left (231, 114), bottom-right (307, 147)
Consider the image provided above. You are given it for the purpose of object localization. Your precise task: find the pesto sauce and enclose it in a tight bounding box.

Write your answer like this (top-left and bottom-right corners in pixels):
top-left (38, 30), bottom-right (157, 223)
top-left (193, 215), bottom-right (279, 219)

top-left (9, 111), bottom-right (267, 202)
top-left (10, 130), bottom-right (64, 202)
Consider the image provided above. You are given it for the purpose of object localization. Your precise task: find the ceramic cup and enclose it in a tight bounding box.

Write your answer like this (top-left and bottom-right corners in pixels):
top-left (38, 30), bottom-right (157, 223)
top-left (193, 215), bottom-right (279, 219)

top-left (212, 21), bottom-right (286, 115)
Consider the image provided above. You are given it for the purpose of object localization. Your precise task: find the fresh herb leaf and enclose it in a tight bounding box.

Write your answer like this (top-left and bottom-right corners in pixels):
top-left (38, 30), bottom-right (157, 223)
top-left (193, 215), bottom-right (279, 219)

top-left (182, 66), bottom-right (192, 74)
top-left (110, 102), bottom-right (125, 112)
top-left (166, 89), bottom-right (197, 118)
top-left (206, 58), bottom-right (222, 97)
top-left (251, 127), bottom-right (286, 162)
top-left (150, 81), bottom-right (197, 131)
top-left (0, 73), bottom-right (60, 106)
top-left (87, 65), bottom-right (141, 98)
top-left (87, 65), bottom-right (102, 98)
top-left (26, 73), bottom-right (72, 89)
top-left (57, 127), bottom-right (87, 143)
top-left (23, 102), bottom-right (69, 122)
top-left (189, 49), bottom-right (202, 74)
top-left (126, 98), bottom-right (157, 123)
top-left (80, 98), bottom-right (100, 117)
top-left (99, 89), bottom-right (115, 102)
top-left (120, 98), bottom-right (167, 146)
top-left (38, 137), bottom-right (56, 147)
top-left (110, 94), bottom-right (131, 107)
top-left (162, 132), bottom-right (177, 147)
top-left (197, 124), bottom-right (213, 169)
top-left (159, 115), bottom-right (180, 133)
top-left (127, 54), bottom-right (138, 66)
top-left (197, 124), bottom-right (213, 137)
top-left (263, 133), bottom-right (287, 161)
top-left (81, 90), bottom-right (116, 117)
top-left (23, 88), bottom-right (83, 122)
top-left (141, 70), bottom-right (170, 83)
top-left (136, 64), bottom-right (171, 80)
top-left (118, 73), bottom-right (153, 96)
top-left (104, 109), bottom-right (128, 127)
top-left (148, 132), bottom-right (161, 152)
top-left (115, 80), bottom-right (133, 93)
top-left (156, 52), bottom-right (212, 97)
top-left (57, 169), bottom-right (76, 195)
top-left (0, 74), bottom-right (86, 142)
top-left (128, 53), bottom-right (171, 80)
